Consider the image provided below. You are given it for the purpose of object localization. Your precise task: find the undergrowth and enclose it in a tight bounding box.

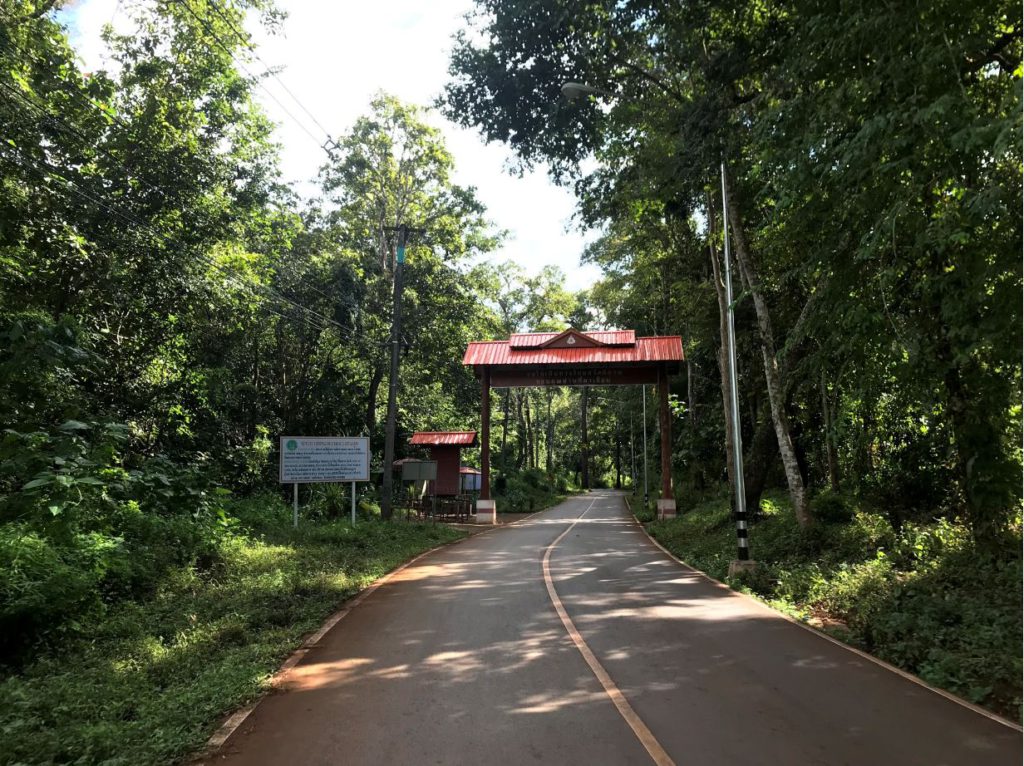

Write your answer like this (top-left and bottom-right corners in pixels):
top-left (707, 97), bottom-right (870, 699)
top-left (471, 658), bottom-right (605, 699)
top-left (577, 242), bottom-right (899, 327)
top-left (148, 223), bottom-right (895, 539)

top-left (631, 491), bottom-right (1023, 720)
top-left (0, 495), bottom-right (463, 765)
top-left (492, 468), bottom-right (569, 513)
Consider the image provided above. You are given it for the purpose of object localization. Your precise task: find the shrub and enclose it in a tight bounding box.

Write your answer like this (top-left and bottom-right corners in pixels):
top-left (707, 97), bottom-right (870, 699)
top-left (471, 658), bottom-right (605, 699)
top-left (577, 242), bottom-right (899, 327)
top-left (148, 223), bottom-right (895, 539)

top-left (0, 526), bottom-right (106, 655)
top-left (0, 423), bottom-right (232, 652)
top-left (503, 487), bottom-right (527, 512)
top-left (631, 497), bottom-right (656, 523)
top-left (309, 483), bottom-right (353, 520)
top-left (521, 469), bottom-right (543, 488)
top-left (810, 552), bottom-right (897, 634)
top-left (811, 489), bottom-right (854, 524)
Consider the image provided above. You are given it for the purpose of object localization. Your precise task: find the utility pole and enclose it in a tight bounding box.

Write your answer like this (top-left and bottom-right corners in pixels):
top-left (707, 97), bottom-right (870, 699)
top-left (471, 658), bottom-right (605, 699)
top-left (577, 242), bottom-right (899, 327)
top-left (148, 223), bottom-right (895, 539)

top-left (381, 223), bottom-right (423, 521)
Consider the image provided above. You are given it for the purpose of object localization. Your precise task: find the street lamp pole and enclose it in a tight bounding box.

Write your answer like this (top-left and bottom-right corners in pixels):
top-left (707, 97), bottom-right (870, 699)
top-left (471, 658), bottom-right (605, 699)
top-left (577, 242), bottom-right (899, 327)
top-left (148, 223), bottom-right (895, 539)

top-left (642, 386), bottom-right (649, 509)
top-left (720, 164), bottom-right (751, 566)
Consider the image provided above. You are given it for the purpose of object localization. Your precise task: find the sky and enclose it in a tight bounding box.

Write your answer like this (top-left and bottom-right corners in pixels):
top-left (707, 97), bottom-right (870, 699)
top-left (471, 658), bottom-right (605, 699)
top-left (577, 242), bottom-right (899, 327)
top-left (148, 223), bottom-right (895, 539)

top-left (60, 0), bottom-right (603, 291)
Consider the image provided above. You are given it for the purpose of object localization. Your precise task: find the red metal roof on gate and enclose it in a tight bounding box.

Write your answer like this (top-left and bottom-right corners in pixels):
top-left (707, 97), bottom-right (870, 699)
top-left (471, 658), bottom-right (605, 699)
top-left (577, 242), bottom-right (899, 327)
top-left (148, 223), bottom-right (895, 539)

top-left (409, 431), bottom-right (478, 446)
top-left (463, 333), bottom-right (683, 366)
top-left (509, 329), bottom-right (636, 348)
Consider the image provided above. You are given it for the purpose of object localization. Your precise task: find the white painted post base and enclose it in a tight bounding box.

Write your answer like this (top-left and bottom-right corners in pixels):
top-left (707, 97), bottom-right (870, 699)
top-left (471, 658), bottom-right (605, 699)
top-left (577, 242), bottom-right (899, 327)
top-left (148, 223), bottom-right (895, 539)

top-left (475, 499), bottom-right (496, 525)
top-left (657, 499), bottom-right (677, 519)
top-left (728, 559), bottom-right (758, 577)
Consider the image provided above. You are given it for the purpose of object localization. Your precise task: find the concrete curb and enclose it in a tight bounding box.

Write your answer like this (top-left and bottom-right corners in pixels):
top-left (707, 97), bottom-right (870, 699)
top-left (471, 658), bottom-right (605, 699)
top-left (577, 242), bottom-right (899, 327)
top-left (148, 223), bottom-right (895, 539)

top-left (198, 504), bottom-right (555, 761)
top-left (622, 495), bottom-right (1023, 732)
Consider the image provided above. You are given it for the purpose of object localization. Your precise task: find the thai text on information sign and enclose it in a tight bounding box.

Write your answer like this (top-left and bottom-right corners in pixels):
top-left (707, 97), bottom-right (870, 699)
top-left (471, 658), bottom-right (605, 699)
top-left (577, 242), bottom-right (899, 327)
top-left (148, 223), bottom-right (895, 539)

top-left (279, 437), bottom-right (370, 483)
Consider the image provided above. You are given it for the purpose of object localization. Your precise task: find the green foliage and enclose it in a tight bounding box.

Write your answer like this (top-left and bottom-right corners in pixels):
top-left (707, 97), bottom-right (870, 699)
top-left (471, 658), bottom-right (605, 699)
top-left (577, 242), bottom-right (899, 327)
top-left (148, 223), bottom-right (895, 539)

top-left (0, 495), bottom-right (463, 766)
top-left (443, 0), bottom-right (1022, 541)
top-left (492, 468), bottom-right (569, 513)
top-left (647, 491), bottom-right (1022, 718)
top-left (810, 489), bottom-right (854, 524)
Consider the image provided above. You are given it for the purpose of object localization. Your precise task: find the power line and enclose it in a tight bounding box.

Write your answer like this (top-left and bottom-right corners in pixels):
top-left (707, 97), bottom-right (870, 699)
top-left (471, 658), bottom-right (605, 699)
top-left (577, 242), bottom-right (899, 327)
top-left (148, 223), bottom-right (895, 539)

top-left (0, 10), bottom-right (370, 340)
top-left (0, 64), bottom-right (341, 309)
top-left (167, 0), bottom-right (335, 155)
top-left (0, 33), bottom-right (136, 137)
top-left (204, 0), bottom-right (337, 149)
top-left (0, 7), bottom-right (344, 312)
top-left (0, 78), bottom-right (172, 207)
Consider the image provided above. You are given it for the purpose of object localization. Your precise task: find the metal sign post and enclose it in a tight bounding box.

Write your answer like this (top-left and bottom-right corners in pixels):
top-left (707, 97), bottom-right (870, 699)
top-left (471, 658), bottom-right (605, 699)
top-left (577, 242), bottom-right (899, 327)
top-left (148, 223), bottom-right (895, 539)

top-left (293, 482), bottom-right (299, 529)
top-left (351, 481), bottom-right (356, 526)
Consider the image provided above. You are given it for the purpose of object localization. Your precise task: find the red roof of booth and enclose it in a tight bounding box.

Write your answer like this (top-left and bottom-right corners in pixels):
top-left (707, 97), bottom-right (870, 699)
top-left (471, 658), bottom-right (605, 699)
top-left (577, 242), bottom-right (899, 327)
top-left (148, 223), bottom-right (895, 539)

top-left (464, 329), bottom-right (683, 367)
top-left (409, 431), bottom-right (478, 446)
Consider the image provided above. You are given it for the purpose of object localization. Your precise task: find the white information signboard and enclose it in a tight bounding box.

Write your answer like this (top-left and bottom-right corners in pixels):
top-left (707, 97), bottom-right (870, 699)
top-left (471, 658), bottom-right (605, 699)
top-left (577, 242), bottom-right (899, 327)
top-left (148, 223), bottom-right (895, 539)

top-left (279, 436), bottom-right (370, 484)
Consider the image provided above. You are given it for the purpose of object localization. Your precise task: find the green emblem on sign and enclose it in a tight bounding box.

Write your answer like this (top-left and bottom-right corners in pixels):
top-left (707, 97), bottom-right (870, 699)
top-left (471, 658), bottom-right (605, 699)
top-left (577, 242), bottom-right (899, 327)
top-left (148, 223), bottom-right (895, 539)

top-left (286, 439), bottom-right (298, 451)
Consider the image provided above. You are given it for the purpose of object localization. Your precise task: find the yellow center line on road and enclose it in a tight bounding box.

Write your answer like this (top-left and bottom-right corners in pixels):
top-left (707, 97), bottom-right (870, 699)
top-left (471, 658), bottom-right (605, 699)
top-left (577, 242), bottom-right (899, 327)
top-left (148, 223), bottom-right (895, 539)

top-left (542, 496), bottom-right (676, 766)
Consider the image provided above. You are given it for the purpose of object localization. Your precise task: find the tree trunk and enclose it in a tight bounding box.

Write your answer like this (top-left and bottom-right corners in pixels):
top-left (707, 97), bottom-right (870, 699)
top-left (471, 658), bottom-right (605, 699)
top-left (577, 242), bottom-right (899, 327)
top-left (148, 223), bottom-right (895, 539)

top-left (500, 390), bottom-right (510, 466)
top-left (524, 393), bottom-right (534, 469)
top-left (722, 165), bottom-right (812, 527)
top-left (250, 331), bottom-right (260, 442)
top-left (820, 371), bottom-right (840, 491)
top-left (531, 392), bottom-right (539, 469)
top-left (686, 355), bottom-right (697, 426)
top-left (546, 390), bottom-right (554, 474)
top-left (365, 364), bottom-right (384, 437)
top-left (743, 401), bottom-right (777, 517)
top-left (581, 387), bottom-right (590, 489)
top-left (615, 426), bottom-right (622, 489)
top-left (515, 391), bottom-right (526, 470)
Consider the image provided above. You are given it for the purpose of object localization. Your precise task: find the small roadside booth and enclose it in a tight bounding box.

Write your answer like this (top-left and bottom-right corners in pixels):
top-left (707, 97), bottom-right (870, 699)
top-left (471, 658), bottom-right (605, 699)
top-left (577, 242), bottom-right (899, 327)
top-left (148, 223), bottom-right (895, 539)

top-left (408, 431), bottom-right (478, 497)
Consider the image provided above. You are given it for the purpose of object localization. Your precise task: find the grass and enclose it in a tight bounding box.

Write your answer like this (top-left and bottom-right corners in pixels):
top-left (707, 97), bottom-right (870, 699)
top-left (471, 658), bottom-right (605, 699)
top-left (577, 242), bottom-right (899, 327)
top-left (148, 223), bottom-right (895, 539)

top-left (0, 500), bottom-right (465, 766)
top-left (492, 489), bottom-right (567, 514)
top-left (626, 491), bottom-right (1023, 720)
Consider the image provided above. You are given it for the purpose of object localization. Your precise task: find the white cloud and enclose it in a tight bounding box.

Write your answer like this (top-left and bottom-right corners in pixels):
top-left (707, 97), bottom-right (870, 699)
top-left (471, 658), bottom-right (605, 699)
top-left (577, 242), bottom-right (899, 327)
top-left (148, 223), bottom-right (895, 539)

top-left (61, 0), bottom-right (602, 292)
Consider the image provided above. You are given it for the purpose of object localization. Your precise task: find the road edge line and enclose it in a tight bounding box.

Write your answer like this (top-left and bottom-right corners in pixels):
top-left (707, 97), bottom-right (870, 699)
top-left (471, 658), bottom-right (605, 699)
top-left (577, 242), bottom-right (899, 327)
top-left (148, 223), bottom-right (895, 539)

top-left (623, 495), bottom-right (1023, 733)
top-left (543, 498), bottom-right (676, 766)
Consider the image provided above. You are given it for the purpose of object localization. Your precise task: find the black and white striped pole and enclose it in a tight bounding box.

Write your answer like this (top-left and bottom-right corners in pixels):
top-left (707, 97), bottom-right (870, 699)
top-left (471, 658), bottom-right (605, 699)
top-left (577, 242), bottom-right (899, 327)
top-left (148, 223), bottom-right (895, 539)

top-left (721, 163), bottom-right (755, 572)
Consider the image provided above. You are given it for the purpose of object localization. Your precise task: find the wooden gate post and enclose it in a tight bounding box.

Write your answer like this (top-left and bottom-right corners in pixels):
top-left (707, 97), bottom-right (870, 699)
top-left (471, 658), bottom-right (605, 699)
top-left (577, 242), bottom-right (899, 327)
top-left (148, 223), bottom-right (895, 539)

top-left (657, 365), bottom-right (677, 519)
top-left (476, 368), bottom-right (496, 523)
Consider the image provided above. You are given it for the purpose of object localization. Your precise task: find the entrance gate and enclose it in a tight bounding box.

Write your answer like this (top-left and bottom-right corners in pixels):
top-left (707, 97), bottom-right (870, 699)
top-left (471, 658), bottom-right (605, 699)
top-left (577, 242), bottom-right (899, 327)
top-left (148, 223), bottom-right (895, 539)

top-left (462, 328), bottom-right (684, 523)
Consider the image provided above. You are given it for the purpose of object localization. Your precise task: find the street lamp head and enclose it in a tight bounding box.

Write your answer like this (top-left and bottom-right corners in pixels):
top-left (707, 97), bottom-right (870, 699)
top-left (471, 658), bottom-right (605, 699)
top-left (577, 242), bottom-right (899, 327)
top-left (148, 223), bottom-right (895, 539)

top-left (560, 81), bottom-right (612, 101)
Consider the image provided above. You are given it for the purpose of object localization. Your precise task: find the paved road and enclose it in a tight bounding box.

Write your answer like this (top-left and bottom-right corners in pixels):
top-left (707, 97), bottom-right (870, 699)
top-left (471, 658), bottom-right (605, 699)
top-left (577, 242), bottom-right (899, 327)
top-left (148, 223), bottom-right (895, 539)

top-left (211, 492), bottom-right (1021, 765)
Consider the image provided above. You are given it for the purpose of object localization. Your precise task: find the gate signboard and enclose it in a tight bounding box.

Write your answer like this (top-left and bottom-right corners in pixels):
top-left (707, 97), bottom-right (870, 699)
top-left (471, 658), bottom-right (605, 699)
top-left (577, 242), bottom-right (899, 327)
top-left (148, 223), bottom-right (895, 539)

top-left (279, 437), bottom-right (370, 484)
